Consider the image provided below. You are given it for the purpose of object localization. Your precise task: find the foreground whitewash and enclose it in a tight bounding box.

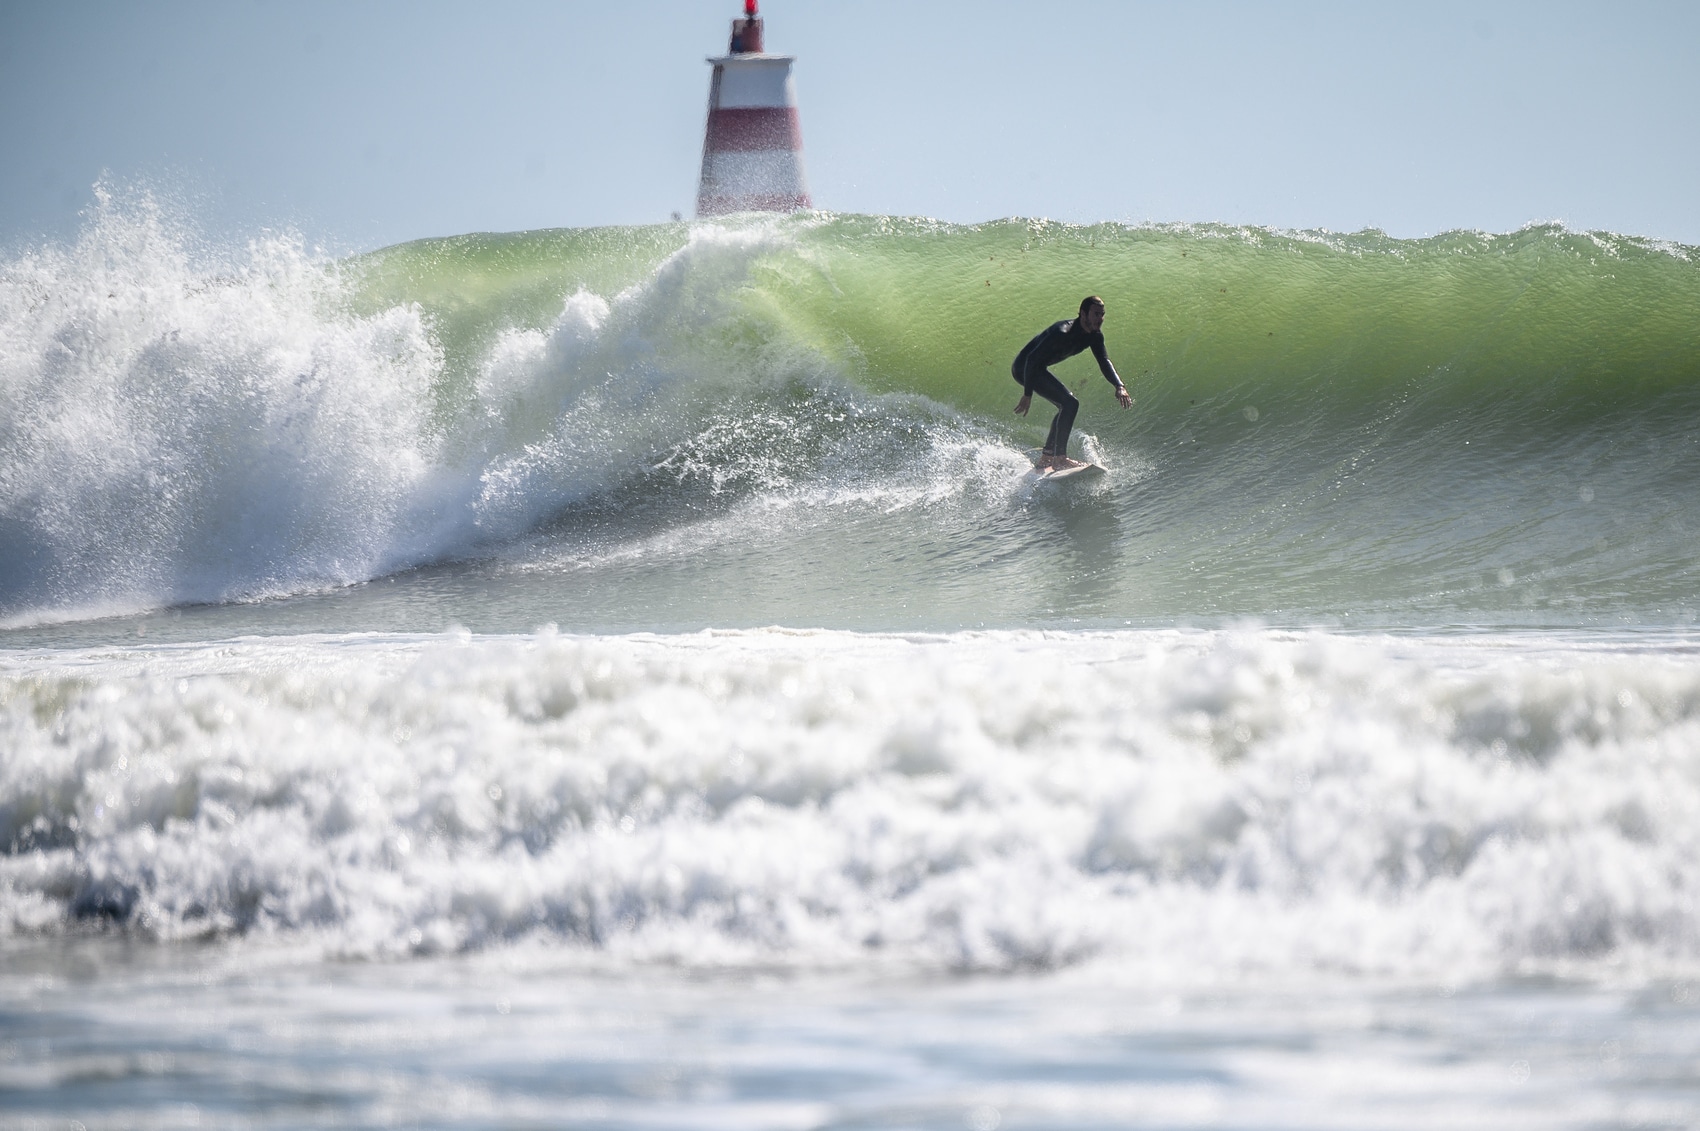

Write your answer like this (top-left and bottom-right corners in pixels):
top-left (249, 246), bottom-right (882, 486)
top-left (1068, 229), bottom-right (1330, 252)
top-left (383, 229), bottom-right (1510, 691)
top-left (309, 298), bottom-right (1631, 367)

top-left (3, 627), bottom-right (1698, 984)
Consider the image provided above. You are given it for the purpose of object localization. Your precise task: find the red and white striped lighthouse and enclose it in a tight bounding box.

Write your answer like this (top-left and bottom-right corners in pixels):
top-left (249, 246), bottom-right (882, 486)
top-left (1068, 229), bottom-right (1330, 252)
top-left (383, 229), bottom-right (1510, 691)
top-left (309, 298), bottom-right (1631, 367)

top-left (696, 0), bottom-right (811, 216)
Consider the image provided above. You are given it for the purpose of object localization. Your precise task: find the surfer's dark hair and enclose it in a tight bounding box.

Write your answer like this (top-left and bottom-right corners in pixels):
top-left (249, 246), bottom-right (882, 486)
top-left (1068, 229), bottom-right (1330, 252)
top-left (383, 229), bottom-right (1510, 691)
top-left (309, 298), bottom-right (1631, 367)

top-left (1079, 295), bottom-right (1105, 317)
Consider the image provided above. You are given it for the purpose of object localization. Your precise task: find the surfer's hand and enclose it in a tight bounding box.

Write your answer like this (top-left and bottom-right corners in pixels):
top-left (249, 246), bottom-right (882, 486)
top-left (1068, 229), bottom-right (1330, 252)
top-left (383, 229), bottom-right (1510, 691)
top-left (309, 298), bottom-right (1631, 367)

top-left (1115, 386), bottom-right (1133, 408)
top-left (1014, 394), bottom-right (1031, 416)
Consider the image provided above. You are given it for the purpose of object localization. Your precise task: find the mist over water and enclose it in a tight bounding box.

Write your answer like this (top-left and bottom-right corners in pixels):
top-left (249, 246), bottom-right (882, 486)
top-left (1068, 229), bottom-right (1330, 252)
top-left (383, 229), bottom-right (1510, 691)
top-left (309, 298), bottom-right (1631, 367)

top-left (4, 191), bottom-right (1700, 1128)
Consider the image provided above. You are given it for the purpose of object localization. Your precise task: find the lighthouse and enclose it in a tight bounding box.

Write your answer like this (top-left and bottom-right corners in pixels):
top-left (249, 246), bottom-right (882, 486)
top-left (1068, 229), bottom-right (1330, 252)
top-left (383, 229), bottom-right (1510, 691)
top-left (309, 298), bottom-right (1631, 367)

top-left (696, 0), bottom-right (811, 216)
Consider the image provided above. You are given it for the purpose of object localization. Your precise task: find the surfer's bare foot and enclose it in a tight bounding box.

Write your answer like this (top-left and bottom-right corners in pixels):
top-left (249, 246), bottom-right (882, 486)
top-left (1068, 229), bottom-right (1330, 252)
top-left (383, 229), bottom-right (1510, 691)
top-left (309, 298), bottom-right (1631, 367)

top-left (1052, 456), bottom-right (1088, 470)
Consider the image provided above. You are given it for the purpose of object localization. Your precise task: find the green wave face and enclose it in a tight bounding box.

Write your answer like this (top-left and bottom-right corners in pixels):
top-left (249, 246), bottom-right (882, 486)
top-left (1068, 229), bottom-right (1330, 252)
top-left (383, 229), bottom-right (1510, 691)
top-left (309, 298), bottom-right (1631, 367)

top-left (330, 214), bottom-right (1700, 628)
top-left (791, 217), bottom-right (1697, 421)
top-left (354, 214), bottom-right (1700, 427)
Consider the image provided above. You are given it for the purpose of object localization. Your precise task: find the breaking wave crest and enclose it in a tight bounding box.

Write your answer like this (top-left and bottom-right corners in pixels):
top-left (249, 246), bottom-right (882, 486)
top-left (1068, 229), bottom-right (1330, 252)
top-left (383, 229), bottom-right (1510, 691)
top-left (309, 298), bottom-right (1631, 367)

top-left (0, 194), bottom-right (1001, 625)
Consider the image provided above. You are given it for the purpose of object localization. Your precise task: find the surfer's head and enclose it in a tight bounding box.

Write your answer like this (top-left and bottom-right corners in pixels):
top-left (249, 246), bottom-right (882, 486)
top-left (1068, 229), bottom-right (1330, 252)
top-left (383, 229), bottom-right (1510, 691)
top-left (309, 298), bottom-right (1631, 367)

top-left (1078, 295), bottom-right (1105, 334)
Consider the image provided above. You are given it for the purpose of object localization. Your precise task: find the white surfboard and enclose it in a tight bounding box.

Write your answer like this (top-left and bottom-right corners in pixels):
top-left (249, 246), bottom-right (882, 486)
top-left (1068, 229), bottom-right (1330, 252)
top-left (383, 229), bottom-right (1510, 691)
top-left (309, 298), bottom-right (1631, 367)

top-left (1038, 461), bottom-right (1105, 481)
top-left (1026, 450), bottom-right (1107, 482)
top-left (1031, 460), bottom-right (1107, 483)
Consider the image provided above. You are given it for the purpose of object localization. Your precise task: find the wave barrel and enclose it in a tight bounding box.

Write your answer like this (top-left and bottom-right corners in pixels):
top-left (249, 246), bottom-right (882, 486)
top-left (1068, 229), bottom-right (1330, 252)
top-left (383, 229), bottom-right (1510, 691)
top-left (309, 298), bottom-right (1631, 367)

top-left (696, 1), bottom-right (811, 216)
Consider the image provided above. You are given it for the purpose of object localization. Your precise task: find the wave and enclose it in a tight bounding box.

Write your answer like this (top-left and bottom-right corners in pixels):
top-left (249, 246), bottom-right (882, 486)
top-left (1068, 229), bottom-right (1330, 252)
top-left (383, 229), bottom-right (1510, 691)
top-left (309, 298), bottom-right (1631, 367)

top-left (2, 192), bottom-right (1698, 627)
top-left (5, 628), bottom-right (1700, 982)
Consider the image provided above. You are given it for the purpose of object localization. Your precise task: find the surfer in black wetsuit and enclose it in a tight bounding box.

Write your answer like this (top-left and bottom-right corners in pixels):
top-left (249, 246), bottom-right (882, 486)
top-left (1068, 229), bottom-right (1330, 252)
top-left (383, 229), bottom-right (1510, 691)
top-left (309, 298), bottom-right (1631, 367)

top-left (1012, 295), bottom-right (1132, 469)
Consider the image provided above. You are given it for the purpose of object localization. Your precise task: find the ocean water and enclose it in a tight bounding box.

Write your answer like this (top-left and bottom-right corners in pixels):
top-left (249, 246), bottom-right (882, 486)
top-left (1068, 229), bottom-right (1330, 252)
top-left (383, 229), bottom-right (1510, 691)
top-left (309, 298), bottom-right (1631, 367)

top-left (3, 192), bottom-right (1700, 1128)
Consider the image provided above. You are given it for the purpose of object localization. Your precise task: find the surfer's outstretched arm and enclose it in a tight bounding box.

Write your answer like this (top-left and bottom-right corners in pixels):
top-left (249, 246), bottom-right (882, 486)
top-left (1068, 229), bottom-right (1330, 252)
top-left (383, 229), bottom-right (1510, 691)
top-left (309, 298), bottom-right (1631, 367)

top-left (1089, 336), bottom-right (1133, 408)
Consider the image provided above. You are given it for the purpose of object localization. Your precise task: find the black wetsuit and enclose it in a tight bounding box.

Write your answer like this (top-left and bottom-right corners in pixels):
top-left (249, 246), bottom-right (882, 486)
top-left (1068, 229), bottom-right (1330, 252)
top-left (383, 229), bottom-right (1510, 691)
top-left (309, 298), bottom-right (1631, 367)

top-left (1011, 319), bottom-right (1124, 458)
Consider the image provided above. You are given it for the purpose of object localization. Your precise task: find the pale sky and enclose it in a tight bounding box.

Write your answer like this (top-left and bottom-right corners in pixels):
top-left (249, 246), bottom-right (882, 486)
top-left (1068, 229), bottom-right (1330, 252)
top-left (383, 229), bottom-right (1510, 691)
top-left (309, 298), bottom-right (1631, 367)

top-left (2, 0), bottom-right (1696, 251)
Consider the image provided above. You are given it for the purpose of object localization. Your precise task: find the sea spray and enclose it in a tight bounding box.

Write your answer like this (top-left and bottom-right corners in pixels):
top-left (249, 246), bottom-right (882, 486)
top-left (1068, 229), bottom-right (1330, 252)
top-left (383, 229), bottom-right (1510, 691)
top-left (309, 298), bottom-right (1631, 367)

top-left (0, 191), bottom-right (442, 618)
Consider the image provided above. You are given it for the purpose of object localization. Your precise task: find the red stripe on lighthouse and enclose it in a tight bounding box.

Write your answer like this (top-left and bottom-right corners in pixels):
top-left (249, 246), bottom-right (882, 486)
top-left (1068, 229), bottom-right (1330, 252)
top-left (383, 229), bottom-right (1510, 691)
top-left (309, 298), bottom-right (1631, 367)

top-left (698, 192), bottom-right (811, 214)
top-left (704, 107), bottom-right (803, 153)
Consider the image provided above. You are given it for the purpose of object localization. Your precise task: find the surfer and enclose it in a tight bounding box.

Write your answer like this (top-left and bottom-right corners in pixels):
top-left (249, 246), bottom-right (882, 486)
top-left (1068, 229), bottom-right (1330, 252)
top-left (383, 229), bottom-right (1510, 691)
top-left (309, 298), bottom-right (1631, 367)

top-left (1013, 296), bottom-right (1132, 470)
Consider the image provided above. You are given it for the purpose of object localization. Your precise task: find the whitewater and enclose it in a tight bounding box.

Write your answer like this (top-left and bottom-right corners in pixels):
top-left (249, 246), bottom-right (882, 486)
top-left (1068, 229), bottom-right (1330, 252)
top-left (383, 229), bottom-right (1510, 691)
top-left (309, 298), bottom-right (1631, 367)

top-left (3, 191), bottom-right (1700, 1129)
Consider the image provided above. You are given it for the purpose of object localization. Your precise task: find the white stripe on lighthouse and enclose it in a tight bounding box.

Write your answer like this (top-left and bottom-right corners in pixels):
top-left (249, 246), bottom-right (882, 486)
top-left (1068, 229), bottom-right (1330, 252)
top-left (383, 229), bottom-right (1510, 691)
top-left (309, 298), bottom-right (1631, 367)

top-left (713, 58), bottom-right (798, 109)
top-left (697, 153), bottom-right (810, 214)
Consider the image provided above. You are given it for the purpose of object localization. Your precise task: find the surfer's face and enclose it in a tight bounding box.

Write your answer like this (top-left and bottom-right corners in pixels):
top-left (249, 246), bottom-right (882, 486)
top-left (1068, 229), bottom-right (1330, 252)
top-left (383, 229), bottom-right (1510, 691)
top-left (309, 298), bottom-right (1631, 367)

top-left (1080, 305), bottom-right (1105, 334)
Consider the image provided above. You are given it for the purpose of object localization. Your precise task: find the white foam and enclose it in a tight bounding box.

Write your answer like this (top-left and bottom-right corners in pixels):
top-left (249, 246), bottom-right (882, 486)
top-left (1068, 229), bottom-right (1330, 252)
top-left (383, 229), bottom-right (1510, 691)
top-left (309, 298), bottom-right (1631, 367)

top-left (4, 627), bottom-right (1699, 984)
top-left (0, 197), bottom-right (1012, 625)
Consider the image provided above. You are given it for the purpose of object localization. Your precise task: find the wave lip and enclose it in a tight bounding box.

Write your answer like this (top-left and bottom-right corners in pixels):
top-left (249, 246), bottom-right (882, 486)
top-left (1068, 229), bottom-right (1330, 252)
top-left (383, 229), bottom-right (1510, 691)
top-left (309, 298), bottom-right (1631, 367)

top-left (4, 627), bottom-right (1699, 983)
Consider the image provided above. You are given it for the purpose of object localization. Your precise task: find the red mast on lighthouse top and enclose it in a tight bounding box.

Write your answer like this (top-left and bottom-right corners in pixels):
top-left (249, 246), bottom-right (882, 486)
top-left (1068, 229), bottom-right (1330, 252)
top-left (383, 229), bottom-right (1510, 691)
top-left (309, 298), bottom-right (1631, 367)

top-left (729, 0), bottom-right (764, 54)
